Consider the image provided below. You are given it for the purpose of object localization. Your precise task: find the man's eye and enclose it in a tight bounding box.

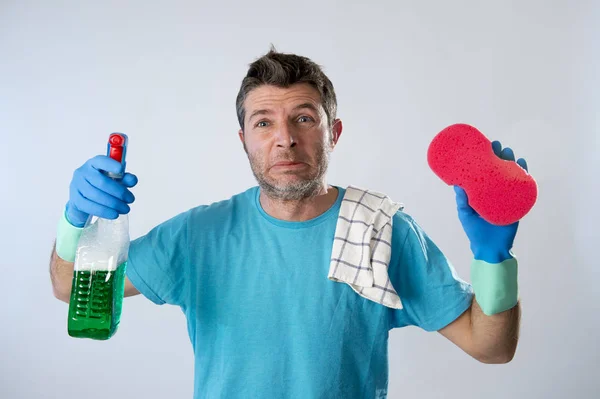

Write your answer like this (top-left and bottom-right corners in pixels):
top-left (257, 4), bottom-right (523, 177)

top-left (298, 116), bottom-right (313, 123)
top-left (256, 121), bottom-right (269, 128)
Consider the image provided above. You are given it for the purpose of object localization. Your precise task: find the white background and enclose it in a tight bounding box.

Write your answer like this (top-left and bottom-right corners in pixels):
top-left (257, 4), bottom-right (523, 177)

top-left (1, 1), bottom-right (597, 398)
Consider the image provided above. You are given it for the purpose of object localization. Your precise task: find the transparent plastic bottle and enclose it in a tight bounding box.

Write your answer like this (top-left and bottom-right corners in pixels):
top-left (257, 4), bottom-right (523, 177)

top-left (67, 133), bottom-right (130, 340)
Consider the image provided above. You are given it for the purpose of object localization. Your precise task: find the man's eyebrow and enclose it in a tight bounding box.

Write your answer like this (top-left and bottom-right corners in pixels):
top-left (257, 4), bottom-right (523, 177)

top-left (248, 109), bottom-right (271, 122)
top-left (292, 103), bottom-right (319, 113)
top-left (247, 103), bottom-right (320, 123)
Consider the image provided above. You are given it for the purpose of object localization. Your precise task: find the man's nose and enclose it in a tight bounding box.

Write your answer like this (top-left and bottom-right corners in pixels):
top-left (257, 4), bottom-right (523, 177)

top-left (275, 122), bottom-right (297, 148)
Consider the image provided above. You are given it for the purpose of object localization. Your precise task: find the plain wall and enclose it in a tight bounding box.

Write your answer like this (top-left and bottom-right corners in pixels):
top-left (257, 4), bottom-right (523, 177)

top-left (1, 1), bottom-right (597, 398)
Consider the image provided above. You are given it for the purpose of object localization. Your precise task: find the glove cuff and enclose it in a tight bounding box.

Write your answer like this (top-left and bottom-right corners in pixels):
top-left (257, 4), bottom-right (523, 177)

top-left (471, 254), bottom-right (518, 316)
top-left (56, 208), bottom-right (84, 262)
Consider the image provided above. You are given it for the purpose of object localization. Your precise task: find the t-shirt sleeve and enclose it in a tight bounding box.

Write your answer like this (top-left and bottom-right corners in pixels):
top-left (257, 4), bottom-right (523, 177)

top-left (126, 211), bottom-right (190, 307)
top-left (388, 211), bottom-right (474, 331)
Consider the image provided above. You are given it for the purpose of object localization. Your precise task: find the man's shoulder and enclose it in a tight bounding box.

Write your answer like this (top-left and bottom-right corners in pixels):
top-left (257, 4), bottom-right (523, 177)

top-left (132, 187), bottom-right (258, 245)
top-left (390, 209), bottom-right (418, 247)
top-left (338, 184), bottom-right (420, 245)
top-left (337, 184), bottom-right (416, 235)
top-left (186, 186), bottom-right (258, 222)
top-left (392, 209), bottom-right (417, 231)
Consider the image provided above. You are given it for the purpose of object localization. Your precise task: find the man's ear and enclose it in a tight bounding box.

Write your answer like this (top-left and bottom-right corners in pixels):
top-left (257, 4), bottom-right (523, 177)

top-left (330, 119), bottom-right (343, 149)
top-left (239, 129), bottom-right (248, 153)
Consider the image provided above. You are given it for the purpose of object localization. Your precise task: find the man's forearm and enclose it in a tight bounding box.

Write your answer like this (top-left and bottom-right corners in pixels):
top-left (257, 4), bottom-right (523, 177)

top-left (470, 297), bottom-right (520, 363)
top-left (49, 241), bottom-right (75, 303)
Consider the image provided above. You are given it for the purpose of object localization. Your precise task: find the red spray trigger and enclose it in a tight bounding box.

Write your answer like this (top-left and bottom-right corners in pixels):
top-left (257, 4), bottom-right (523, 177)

top-left (107, 133), bottom-right (128, 178)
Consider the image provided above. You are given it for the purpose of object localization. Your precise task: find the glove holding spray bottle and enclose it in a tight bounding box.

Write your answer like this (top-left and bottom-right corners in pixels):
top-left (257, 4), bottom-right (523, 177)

top-left (59, 133), bottom-right (137, 340)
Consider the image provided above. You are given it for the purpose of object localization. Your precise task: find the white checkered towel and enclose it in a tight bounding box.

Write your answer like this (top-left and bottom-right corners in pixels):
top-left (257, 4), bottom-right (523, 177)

top-left (328, 186), bottom-right (405, 309)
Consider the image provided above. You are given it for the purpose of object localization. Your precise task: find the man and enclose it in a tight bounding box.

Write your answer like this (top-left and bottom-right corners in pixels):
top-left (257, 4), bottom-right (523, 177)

top-left (50, 48), bottom-right (524, 398)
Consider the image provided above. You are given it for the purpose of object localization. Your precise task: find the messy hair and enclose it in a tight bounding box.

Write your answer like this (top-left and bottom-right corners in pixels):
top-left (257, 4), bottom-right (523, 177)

top-left (236, 46), bottom-right (337, 131)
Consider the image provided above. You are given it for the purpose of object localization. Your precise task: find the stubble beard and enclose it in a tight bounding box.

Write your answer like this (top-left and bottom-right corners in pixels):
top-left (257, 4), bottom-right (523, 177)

top-left (245, 142), bottom-right (331, 201)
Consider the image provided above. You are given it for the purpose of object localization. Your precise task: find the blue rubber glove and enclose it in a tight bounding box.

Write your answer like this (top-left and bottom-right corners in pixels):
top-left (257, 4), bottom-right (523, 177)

top-left (65, 155), bottom-right (138, 227)
top-left (454, 140), bottom-right (529, 264)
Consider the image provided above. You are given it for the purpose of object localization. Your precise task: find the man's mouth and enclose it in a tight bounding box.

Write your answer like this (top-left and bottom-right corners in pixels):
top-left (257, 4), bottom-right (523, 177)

top-left (272, 161), bottom-right (307, 170)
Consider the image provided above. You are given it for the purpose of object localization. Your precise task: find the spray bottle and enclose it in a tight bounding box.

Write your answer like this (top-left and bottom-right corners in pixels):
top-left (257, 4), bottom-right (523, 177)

top-left (67, 133), bottom-right (130, 340)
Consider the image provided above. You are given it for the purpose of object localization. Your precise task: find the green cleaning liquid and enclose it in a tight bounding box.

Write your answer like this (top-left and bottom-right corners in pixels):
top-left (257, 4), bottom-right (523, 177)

top-left (67, 262), bottom-right (127, 340)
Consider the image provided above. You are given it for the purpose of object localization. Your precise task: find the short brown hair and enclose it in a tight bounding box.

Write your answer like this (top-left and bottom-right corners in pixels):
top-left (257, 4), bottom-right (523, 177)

top-left (236, 46), bottom-right (337, 131)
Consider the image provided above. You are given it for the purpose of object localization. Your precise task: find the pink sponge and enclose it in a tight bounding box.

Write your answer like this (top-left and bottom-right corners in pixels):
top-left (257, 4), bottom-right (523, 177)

top-left (427, 123), bottom-right (537, 225)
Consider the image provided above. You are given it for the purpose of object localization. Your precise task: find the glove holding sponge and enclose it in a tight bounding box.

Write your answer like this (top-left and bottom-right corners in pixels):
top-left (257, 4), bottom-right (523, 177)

top-left (427, 123), bottom-right (538, 315)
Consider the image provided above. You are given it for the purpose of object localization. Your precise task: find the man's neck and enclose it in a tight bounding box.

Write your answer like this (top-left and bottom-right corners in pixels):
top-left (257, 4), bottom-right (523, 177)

top-left (259, 185), bottom-right (339, 222)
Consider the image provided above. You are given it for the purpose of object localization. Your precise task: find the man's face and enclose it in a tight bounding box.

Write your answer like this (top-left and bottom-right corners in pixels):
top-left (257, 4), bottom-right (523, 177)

top-left (239, 83), bottom-right (342, 200)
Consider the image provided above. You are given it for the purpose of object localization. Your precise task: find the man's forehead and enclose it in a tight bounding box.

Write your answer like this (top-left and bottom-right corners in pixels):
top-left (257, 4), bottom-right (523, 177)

top-left (245, 84), bottom-right (322, 110)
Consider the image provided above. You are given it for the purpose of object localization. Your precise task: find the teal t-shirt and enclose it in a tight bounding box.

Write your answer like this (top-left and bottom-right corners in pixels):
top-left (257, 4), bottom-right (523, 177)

top-left (126, 186), bottom-right (473, 399)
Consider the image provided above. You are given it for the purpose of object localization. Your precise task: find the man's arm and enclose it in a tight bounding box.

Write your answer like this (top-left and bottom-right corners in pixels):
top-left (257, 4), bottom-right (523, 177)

top-left (50, 241), bottom-right (139, 303)
top-left (439, 140), bottom-right (528, 363)
top-left (438, 298), bottom-right (520, 364)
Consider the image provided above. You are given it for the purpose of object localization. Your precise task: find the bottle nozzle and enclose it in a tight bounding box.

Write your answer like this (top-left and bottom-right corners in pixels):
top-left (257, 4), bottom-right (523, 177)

top-left (107, 133), bottom-right (128, 179)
